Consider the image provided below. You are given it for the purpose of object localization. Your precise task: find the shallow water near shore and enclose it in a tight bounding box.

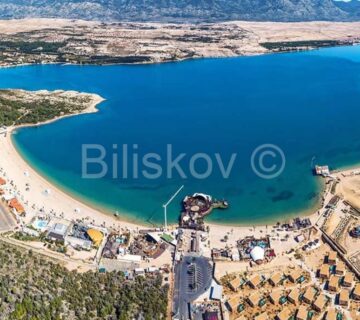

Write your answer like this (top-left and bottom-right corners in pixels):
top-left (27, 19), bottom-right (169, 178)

top-left (4, 45), bottom-right (360, 225)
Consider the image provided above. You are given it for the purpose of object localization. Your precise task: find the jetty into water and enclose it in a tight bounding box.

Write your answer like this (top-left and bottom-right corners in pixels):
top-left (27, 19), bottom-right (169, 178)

top-left (180, 193), bottom-right (228, 230)
top-left (314, 165), bottom-right (339, 182)
top-left (314, 165), bottom-right (330, 177)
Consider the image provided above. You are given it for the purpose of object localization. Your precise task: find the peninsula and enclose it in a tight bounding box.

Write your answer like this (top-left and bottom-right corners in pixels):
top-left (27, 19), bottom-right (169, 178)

top-left (0, 89), bottom-right (104, 126)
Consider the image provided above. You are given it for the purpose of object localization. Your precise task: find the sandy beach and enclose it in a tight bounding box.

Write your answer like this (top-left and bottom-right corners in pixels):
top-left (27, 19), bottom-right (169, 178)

top-left (0, 122), bottom-right (326, 240)
top-left (0, 93), bottom-right (330, 240)
top-left (1, 88), bottom-right (359, 288)
top-left (0, 111), bottom-right (326, 244)
top-left (0, 93), bottom-right (146, 233)
top-left (334, 167), bottom-right (360, 211)
top-left (0, 89), bottom-right (350, 241)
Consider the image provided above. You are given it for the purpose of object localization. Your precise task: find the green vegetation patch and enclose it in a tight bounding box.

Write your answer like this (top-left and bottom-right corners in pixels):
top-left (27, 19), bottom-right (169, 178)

top-left (0, 41), bottom-right (65, 54)
top-left (260, 40), bottom-right (342, 51)
top-left (0, 90), bottom-right (93, 127)
top-left (0, 240), bottom-right (168, 319)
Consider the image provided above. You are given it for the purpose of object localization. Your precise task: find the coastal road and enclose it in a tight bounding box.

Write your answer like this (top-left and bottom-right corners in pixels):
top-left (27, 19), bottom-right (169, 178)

top-left (0, 202), bottom-right (16, 232)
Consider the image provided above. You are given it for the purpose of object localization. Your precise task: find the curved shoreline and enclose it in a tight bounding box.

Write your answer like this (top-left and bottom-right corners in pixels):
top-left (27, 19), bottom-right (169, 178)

top-left (9, 122), bottom-right (326, 229)
top-left (11, 90), bottom-right (106, 129)
top-left (9, 116), bottom-right (360, 268)
top-left (0, 80), bottom-right (357, 230)
top-left (0, 88), bottom-right (333, 229)
top-left (6, 103), bottom-right (360, 232)
top-left (10, 134), bottom-right (150, 227)
top-left (0, 91), bottom-right (148, 233)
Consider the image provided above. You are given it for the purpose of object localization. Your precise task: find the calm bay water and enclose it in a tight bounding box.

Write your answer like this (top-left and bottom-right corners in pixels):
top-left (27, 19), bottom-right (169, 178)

top-left (4, 46), bottom-right (360, 225)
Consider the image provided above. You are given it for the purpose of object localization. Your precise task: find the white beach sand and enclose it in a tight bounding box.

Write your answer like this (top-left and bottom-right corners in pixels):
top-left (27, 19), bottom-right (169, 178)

top-left (0, 118), bottom-right (326, 242)
top-left (334, 167), bottom-right (360, 211)
top-left (0, 89), bottom-right (332, 238)
top-left (0, 93), bottom-right (146, 232)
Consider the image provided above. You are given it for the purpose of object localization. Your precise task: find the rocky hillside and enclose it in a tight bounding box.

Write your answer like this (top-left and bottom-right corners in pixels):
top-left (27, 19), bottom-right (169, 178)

top-left (0, 0), bottom-right (358, 22)
top-left (334, 0), bottom-right (360, 19)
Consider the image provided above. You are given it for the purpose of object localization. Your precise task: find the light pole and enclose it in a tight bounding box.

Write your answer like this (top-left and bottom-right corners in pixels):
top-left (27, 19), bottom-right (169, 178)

top-left (163, 185), bottom-right (184, 231)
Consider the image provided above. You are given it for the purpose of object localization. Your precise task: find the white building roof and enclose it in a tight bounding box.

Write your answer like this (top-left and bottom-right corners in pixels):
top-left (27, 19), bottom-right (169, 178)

top-left (118, 254), bottom-right (142, 263)
top-left (22, 227), bottom-right (39, 237)
top-left (210, 280), bottom-right (223, 300)
top-left (147, 232), bottom-right (161, 243)
top-left (2, 194), bottom-right (15, 201)
top-left (52, 223), bottom-right (68, 236)
top-left (193, 193), bottom-right (212, 202)
top-left (65, 235), bottom-right (92, 250)
top-left (147, 267), bottom-right (159, 273)
top-left (250, 246), bottom-right (265, 262)
top-left (134, 268), bottom-right (145, 274)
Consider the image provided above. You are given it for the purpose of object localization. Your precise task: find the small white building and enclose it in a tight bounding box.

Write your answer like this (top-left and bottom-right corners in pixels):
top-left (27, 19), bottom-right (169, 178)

top-left (210, 280), bottom-right (223, 300)
top-left (250, 246), bottom-right (265, 264)
top-left (65, 235), bottom-right (92, 251)
top-left (231, 248), bottom-right (240, 261)
top-left (315, 165), bottom-right (330, 176)
top-left (117, 254), bottom-right (142, 263)
top-left (147, 232), bottom-right (161, 243)
top-left (193, 193), bottom-right (212, 202)
top-left (47, 222), bottom-right (70, 242)
top-left (147, 266), bottom-right (159, 273)
top-left (22, 227), bottom-right (40, 237)
top-left (2, 193), bottom-right (15, 201)
top-left (134, 268), bottom-right (145, 275)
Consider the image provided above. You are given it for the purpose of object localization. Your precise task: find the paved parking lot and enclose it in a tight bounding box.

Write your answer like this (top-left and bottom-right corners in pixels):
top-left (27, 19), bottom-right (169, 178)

top-left (0, 203), bottom-right (16, 232)
top-left (173, 254), bottom-right (213, 319)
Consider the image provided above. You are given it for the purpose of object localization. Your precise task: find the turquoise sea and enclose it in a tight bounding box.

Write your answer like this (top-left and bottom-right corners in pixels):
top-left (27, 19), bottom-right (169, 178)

top-left (4, 45), bottom-right (360, 225)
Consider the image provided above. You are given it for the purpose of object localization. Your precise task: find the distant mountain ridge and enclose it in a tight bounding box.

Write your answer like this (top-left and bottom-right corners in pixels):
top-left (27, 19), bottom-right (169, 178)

top-left (335, 0), bottom-right (360, 19)
top-left (0, 0), bottom-right (359, 22)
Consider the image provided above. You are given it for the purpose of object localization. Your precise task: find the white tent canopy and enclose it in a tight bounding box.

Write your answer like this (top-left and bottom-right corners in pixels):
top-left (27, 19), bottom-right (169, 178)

top-left (250, 246), bottom-right (265, 262)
